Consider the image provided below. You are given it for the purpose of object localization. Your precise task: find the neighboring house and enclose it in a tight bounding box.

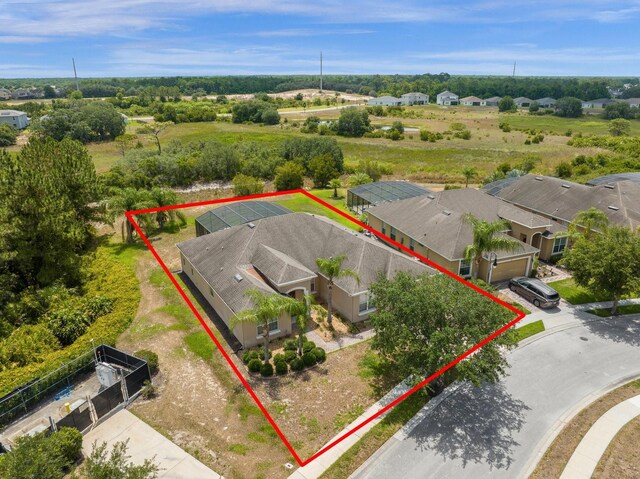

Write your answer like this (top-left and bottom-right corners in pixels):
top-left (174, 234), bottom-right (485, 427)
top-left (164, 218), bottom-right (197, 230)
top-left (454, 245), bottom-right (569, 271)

top-left (535, 97), bottom-right (556, 108)
top-left (0, 89), bottom-right (11, 100)
top-left (486, 174), bottom-right (640, 231)
top-left (0, 110), bottom-right (29, 129)
top-left (581, 98), bottom-right (615, 108)
top-left (513, 97), bottom-right (532, 108)
top-left (347, 181), bottom-right (430, 214)
top-left (624, 98), bottom-right (640, 108)
top-left (368, 95), bottom-right (402, 107)
top-left (400, 92), bottom-right (429, 105)
top-left (178, 213), bottom-right (435, 348)
top-left (481, 96), bottom-right (501, 106)
top-left (436, 91), bottom-right (459, 105)
top-left (460, 96), bottom-right (482, 106)
top-left (366, 188), bottom-right (560, 283)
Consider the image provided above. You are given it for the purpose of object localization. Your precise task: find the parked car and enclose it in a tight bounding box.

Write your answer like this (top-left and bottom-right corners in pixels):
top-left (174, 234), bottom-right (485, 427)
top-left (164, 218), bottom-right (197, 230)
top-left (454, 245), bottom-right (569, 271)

top-left (509, 277), bottom-right (560, 308)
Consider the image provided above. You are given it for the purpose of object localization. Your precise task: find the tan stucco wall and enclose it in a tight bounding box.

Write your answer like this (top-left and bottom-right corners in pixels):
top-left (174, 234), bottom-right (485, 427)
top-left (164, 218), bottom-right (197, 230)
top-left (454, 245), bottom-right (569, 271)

top-left (181, 253), bottom-right (293, 349)
top-left (509, 223), bottom-right (548, 245)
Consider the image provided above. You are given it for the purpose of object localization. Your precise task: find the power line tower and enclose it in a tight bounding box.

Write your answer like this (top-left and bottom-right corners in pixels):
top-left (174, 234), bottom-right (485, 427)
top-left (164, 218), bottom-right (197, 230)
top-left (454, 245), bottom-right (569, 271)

top-left (72, 58), bottom-right (80, 91)
top-left (320, 51), bottom-right (323, 92)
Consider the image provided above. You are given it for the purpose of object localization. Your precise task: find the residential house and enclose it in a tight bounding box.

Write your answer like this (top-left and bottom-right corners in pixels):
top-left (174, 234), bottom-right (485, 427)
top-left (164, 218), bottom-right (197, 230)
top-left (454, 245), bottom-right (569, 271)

top-left (178, 213), bottom-right (435, 348)
top-left (0, 110), bottom-right (29, 130)
top-left (400, 92), bottom-right (429, 105)
top-left (366, 188), bottom-right (561, 283)
top-left (514, 97), bottom-right (533, 108)
top-left (481, 96), bottom-right (502, 106)
top-left (624, 98), bottom-right (640, 108)
top-left (436, 91), bottom-right (459, 106)
top-left (0, 89), bottom-right (11, 100)
top-left (581, 98), bottom-right (615, 109)
top-left (535, 97), bottom-right (556, 108)
top-left (11, 89), bottom-right (31, 100)
top-left (368, 95), bottom-right (402, 107)
top-left (460, 96), bottom-right (482, 106)
top-left (486, 174), bottom-right (640, 231)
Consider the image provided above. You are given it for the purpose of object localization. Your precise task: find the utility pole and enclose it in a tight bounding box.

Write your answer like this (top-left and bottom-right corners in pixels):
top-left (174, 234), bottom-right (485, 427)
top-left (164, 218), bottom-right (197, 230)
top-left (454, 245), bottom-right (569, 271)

top-left (72, 58), bottom-right (80, 91)
top-left (320, 51), bottom-right (323, 92)
top-left (512, 61), bottom-right (517, 77)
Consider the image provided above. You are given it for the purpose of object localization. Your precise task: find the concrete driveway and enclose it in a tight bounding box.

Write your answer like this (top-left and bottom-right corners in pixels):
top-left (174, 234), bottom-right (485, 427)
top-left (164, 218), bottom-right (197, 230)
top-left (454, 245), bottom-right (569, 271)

top-left (351, 311), bottom-right (640, 479)
top-left (83, 410), bottom-right (220, 479)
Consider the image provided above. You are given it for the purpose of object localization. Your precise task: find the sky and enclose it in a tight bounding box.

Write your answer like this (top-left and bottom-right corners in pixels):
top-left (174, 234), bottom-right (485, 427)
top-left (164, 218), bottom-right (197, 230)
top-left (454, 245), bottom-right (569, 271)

top-left (1, 0), bottom-right (640, 79)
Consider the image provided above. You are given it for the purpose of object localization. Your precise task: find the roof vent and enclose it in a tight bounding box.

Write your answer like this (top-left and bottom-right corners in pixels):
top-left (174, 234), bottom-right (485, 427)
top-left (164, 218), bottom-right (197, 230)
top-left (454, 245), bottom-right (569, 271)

top-left (234, 273), bottom-right (244, 282)
top-left (442, 210), bottom-right (452, 216)
top-left (427, 194), bottom-right (435, 199)
top-left (604, 184), bottom-right (615, 189)
top-left (248, 222), bottom-right (256, 228)
top-left (535, 177), bottom-right (543, 181)
top-left (561, 184), bottom-right (571, 189)
top-left (608, 205), bottom-right (619, 211)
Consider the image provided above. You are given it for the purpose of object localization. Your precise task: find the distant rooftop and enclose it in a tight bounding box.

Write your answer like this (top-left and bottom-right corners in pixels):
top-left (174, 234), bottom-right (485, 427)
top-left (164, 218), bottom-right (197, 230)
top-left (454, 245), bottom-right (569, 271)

top-left (586, 172), bottom-right (640, 186)
top-left (195, 201), bottom-right (292, 236)
top-left (348, 181), bottom-right (430, 206)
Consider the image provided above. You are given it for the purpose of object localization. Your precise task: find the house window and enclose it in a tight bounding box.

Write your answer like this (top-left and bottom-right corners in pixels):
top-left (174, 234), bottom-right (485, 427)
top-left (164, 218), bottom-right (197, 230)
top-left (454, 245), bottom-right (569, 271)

top-left (552, 236), bottom-right (567, 255)
top-left (257, 319), bottom-right (279, 336)
top-left (359, 292), bottom-right (375, 313)
top-left (459, 259), bottom-right (472, 278)
top-left (409, 238), bottom-right (415, 251)
top-left (400, 237), bottom-right (404, 245)
top-left (381, 222), bottom-right (386, 235)
top-left (390, 227), bottom-right (396, 241)
top-left (310, 279), bottom-right (316, 293)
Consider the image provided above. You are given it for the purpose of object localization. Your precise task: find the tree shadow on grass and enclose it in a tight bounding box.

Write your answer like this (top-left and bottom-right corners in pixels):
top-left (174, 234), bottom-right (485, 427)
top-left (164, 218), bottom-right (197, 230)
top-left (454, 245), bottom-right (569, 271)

top-left (583, 315), bottom-right (640, 347)
top-left (409, 381), bottom-right (530, 471)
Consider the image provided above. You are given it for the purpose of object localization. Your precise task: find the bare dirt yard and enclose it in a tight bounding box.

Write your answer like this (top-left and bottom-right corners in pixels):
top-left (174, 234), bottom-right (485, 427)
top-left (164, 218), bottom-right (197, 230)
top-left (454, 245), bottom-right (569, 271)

top-left (530, 379), bottom-right (640, 479)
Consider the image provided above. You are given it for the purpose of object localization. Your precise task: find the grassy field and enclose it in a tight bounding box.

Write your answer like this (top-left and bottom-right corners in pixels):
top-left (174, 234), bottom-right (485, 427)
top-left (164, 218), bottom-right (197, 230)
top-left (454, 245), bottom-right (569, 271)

top-left (81, 105), bottom-right (622, 179)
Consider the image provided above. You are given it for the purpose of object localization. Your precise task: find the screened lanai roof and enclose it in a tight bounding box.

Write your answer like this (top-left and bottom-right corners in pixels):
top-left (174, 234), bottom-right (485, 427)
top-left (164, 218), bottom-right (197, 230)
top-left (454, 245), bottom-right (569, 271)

top-left (481, 176), bottom-right (522, 196)
top-left (348, 181), bottom-right (429, 205)
top-left (195, 201), bottom-right (292, 235)
top-left (586, 172), bottom-right (640, 186)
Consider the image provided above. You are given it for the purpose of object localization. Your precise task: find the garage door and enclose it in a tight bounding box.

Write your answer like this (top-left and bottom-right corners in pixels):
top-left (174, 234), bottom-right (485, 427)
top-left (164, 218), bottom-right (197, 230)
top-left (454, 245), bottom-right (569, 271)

top-left (492, 257), bottom-right (529, 282)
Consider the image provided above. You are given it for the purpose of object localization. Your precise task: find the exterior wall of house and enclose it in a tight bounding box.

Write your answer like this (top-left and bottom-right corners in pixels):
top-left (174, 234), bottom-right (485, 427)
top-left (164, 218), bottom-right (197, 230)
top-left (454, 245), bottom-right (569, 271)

top-left (509, 223), bottom-right (548, 245)
top-left (180, 252), bottom-right (293, 349)
top-left (0, 112), bottom-right (29, 130)
top-left (315, 276), bottom-right (368, 322)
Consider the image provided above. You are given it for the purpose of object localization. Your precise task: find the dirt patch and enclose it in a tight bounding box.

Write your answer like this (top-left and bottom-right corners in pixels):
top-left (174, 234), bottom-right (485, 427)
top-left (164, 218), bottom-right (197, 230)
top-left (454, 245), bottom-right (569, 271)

top-left (594, 415), bottom-right (640, 478)
top-left (530, 379), bottom-right (640, 479)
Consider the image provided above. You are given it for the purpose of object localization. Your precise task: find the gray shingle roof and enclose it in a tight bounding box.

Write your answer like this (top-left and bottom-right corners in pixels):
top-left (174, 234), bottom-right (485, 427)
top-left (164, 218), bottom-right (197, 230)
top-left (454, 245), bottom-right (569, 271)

top-left (491, 175), bottom-right (640, 229)
top-left (367, 188), bottom-right (544, 260)
top-left (178, 213), bottom-right (435, 313)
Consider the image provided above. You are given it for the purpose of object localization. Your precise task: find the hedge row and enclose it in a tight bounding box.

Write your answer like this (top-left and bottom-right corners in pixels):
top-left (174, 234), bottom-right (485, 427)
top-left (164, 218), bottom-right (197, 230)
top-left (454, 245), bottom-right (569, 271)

top-left (0, 244), bottom-right (141, 396)
top-left (242, 339), bottom-right (326, 377)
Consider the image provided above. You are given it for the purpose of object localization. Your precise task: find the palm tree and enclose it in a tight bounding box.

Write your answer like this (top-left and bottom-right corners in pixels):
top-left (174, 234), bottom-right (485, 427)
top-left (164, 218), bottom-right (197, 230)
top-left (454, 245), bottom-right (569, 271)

top-left (231, 289), bottom-right (297, 362)
top-left (329, 178), bottom-right (342, 198)
top-left (284, 292), bottom-right (316, 355)
top-left (149, 188), bottom-right (186, 230)
top-left (462, 167), bottom-right (478, 187)
top-left (315, 256), bottom-right (360, 326)
top-left (463, 214), bottom-right (523, 280)
top-left (108, 188), bottom-right (155, 243)
top-left (568, 207), bottom-right (609, 240)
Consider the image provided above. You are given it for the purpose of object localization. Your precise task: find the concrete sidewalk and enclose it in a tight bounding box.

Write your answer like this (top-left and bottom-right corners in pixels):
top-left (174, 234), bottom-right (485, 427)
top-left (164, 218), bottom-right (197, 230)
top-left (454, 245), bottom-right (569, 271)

top-left (560, 394), bottom-right (640, 478)
top-left (83, 409), bottom-right (221, 479)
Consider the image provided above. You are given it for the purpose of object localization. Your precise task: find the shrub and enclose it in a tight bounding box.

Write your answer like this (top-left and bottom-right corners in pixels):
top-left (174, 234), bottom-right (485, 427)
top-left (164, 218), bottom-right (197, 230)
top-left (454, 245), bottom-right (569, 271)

top-left (450, 122), bottom-right (465, 131)
top-left (273, 353), bottom-right (286, 364)
top-left (248, 358), bottom-right (262, 373)
top-left (555, 161), bottom-right (573, 178)
top-left (302, 352), bottom-right (317, 367)
top-left (242, 350), bottom-right (260, 364)
top-left (302, 341), bottom-right (316, 354)
top-left (283, 339), bottom-right (297, 351)
top-left (275, 361), bottom-right (288, 375)
top-left (260, 362), bottom-right (274, 377)
top-left (290, 357), bottom-right (304, 372)
top-left (454, 130), bottom-right (471, 140)
top-left (312, 347), bottom-right (326, 362)
top-left (141, 380), bottom-right (156, 399)
top-left (49, 427), bottom-right (83, 466)
top-left (284, 350), bottom-right (297, 363)
top-left (134, 349), bottom-right (159, 375)
top-left (498, 122), bottom-right (511, 132)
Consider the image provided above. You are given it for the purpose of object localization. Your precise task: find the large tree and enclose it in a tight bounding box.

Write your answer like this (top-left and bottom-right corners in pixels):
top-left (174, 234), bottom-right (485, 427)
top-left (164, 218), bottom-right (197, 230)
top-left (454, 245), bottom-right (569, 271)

top-left (336, 108), bottom-right (370, 137)
top-left (231, 289), bottom-right (297, 361)
top-left (463, 214), bottom-right (523, 280)
top-left (567, 207), bottom-right (609, 240)
top-left (561, 226), bottom-right (640, 315)
top-left (370, 272), bottom-right (516, 395)
top-left (555, 97), bottom-right (583, 118)
top-left (315, 255), bottom-right (360, 326)
top-left (0, 123), bottom-right (18, 147)
top-left (108, 188), bottom-right (156, 243)
top-left (274, 161), bottom-right (304, 191)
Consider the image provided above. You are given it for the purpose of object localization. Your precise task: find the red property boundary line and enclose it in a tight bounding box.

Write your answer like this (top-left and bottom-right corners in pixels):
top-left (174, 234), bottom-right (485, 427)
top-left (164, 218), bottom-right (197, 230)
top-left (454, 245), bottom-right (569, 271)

top-left (125, 189), bottom-right (526, 467)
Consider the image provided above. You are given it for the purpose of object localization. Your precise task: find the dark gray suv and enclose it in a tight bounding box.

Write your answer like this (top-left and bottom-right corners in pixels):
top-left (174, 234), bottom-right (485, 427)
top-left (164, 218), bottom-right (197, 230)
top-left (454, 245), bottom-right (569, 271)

top-left (509, 277), bottom-right (560, 308)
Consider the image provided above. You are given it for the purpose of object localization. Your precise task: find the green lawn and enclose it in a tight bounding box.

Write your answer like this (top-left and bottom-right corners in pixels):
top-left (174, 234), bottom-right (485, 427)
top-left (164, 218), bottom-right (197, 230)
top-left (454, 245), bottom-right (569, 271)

top-left (512, 320), bottom-right (545, 343)
top-left (587, 304), bottom-right (640, 317)
top-left (546, 278), bottom-right (611, 305)
top-left (503, 113), bottom-right (640, 137)
top-left (272, 189), bottom-right (360, 231)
